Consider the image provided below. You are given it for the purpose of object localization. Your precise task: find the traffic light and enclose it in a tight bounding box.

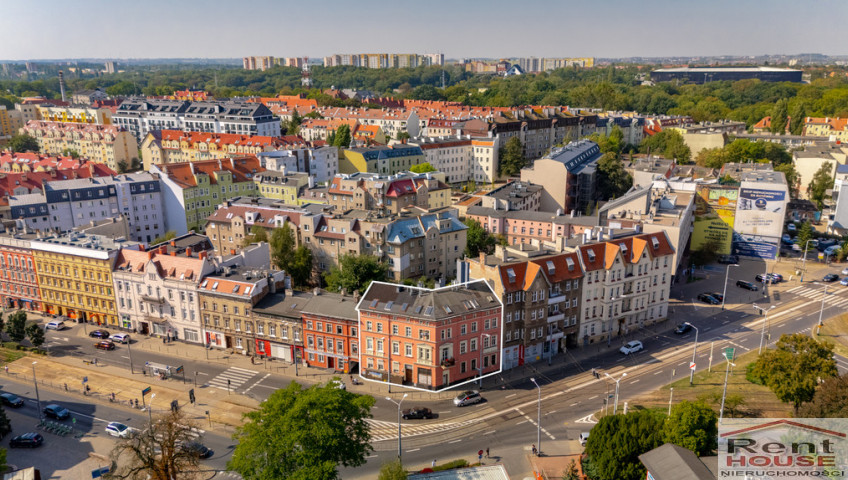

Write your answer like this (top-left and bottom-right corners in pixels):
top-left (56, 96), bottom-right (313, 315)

top-left (189, 389), bottom-right (195, 404)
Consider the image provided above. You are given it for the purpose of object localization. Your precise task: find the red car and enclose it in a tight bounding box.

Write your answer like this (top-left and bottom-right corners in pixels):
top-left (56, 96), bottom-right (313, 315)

top-left (94, 341), bottom-right (115, 351)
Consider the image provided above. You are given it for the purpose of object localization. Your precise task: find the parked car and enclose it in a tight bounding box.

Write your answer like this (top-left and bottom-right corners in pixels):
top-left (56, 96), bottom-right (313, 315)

top-left (825, 246), bottom-right (840, 256)
top-left (45, 321), bottom-right (65, 331)
top-left (697, 293), bottom-right (720, 305)
top-left (402, 407), bottom-right (434, 420)
top-left (105, 422), bottom-right (134, 438)
top-left (453, 390), bottom-right (483, 407)
top-left (718, 255), bottom-right (739, 265)
top-left (755, 274), bottom-right (778, 284)
top-left (43, 404), bottom-right (70, 420)
top-left (810, 240), bottom-right (820, 248)
top-left (89, 330), bottom-right (110, 339)
top-left (787, 223), bottom-right (797, 232)
top-left (736, 280), bottom-right (758, 291)
top-left (94, 341), bottom-right (115, 351)
top-left (0, 393), bottom-right (24, 408)
top-left (841, 267), bottom-right (848, 275)
top-left (840, 277), bottom-right (848, 286)
top-left (110, 333), bottom-right (130, 344)
top-left (619, 340), bottom-right (644, 355)
top-left (819, 239), bottom-right (838, 251)
top-left (770, 273), bottom-right (784, 282)
top-left (792, 244), bottom-right (802, 252)
top-left (710, 292), bottom-right (724, 302)
top-left (823, 274), bottom-right (840, 283)
top-left (782, 234), bottom-right (792, 244)
top-left (579, 432), bottom-right (590, 446)
top-left (10, 433), bottom-right (43, 448)
top-left (181, 441), bottom-right (213, 459)
top-left (674, 323), bottom-right (692, 335)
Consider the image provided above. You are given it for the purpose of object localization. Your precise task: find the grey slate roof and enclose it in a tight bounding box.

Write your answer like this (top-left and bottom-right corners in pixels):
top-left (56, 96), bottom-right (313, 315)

top-left (638, 443), bottom-right (714, 480)
top-left (357, 280), bottom-right (499, 321)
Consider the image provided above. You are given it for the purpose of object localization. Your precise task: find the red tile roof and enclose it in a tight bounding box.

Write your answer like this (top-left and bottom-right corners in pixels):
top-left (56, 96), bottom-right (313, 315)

top-left (155, 157), bottom-right (264, 189)
top-left (159, 130), bottom-right (307, 149)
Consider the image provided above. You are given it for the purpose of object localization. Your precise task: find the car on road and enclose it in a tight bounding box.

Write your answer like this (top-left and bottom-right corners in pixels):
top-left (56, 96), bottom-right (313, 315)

top-left (453, 390), bottom-right (483, 407)
top-left (402, 407), bottom-right (434, 420)
top-left (842, 267), bottom-right (848, 275)
top-left (181, 441), bottom-right (214, 459)
top-left (9, 432), bottom-right (43, 448)
top-left (787, 223), bottom-right (797, 232)
top-left (674, 323), bottom-right (692, 335)
top-left (94, 340), bottom-right (115, 351)
top-left (579, 432), bottom-right (590, 446)
top-left (697, 293), bottom-right (720, 305)
top-left (0, 393), bottom-right (24, 408)
top-left (45, 320), bottom-right (66, 330)
top-left (755, 274), bottom-right (778, 284)
top-left (840, 278), bottom-right (848, 286)
top-left (619, 340), bottom-right (644, 355)
top-left (824, 274), bottom-right (840, 282)
top-left (43, 404), bottom-right (70, 420)
top-left (89, 330), bottom-right (110, 339)
top-left (105, 422), bottom-right (133, 438)
top-left (736, 280), bottom-right (758, 291)
top-left (710, 292), bottom-right (724, 302)
top-left (110, 333), bottom-right (130, 344)
top-left (718, 255), bottom-right (739, 265)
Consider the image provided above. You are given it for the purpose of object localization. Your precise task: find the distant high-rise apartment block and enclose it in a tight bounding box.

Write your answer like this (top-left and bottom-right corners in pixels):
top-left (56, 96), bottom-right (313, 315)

top-left (322, 53), bottom-right (444, 68)
top-left (514, 57), bottom-right (594, 73)
top-left (104, 61), bottom-right (116, 74)
top-left (243, 56), bottom-right (275, 71)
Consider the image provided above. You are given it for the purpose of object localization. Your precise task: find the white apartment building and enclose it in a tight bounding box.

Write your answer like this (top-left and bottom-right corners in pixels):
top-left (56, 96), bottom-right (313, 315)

top-left (576, 232), bottom-right (674, 346)
top-left (409, 137), bottom-right (472, 184)
top-left (257, 146), bottom-right (339, 183)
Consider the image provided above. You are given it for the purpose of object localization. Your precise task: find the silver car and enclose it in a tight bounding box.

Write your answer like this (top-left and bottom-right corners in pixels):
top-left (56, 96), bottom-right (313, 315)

top-left (453, 390), bottom-right (482, 407)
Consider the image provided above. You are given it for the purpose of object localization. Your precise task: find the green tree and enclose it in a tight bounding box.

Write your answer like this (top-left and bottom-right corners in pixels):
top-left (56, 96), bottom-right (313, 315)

top-left (270, 224), bottom-right (297, 272)
top-left (289, 245), bottom-right (314, 288)
top-left (498, 136), bottom-right (525, 177)
top-left (562, 459), bottom-right (580, 480)
top-left (5, 311), bottom-right (26, 343)
top-left (229, 381), bottom-right (375, 480)
top-left (662, 400), bottom-right (717, 456)
top-left (25, 323), bottom-right (44, 348)
top-left (775, 163), bottom-right (801, 198)
top-left (796, 222), bottom-right (814, 252)
top-left (105, 80), bottom-right (138, 97)
top-left (747, 333), bottom-right (838, 413)
top-left (396, 131), bottom-right (410, 141)
top-left (8, 134), bottom-right (39, 153)
top-left (242, 224), bottom-right (269, 247)
top-left (61, 148), bottom-right (80, 159)
top-left (597, 152), bottom-right (633, 199)
top-left (589, 126), bottom-right (625, 155)
top-left (723, 394), bottom-right (747, 418)
top-left (0, 405), bottom-right (11, 439)
top-left (463, 218), bottom-right (496, 258)
top-left (284, 109), bottom-right (303, 136)
top-left (789, 102), bottom-right (808, 135)
top-left (770, 98), bottom-right (789, 134)
top-left (799, 373), bottom-right (848, 418)
top-left (410, 84), bottom-right (445, 101)
top-left (377, 459), bottom-right (408, 480)
top-left (323, 254), bottom-right (389, 294)
top-left (639, 130), bottom-right (691, 163)
top-left (332, 124), bottom-right (352, 148)
top-left (152, 231), bottom-right (177, 245)
top-left (808, 163), bottom-right (835, 210)
top-left (110, 408), bottom-right (202, 480)
top-left (584, 409), bottom-right (665, 480)
top-left (409, 162), bottom-right (436, 173)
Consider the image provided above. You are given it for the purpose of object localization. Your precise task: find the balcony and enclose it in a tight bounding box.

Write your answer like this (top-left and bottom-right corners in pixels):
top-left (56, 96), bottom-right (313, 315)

top-left (548, 293), bottom-right (564, 305)
top-left (440, 357), bottom-right (455, 368)
top-left (547, 313), bottom-right (565, 323)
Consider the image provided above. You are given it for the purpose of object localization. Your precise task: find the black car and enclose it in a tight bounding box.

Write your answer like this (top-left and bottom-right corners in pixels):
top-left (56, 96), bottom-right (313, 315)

top-left (674, 323), bottom-right (692, 335)
top-left (710, 292), bottom-right (724, 303)
top-left (181, 441), bottom-right (213, 459)
top-left (824, 274), bottom-right (840, 283)
top-left (43, 404), bottom-right (70, 420)
top-left (755, 274), bottom-right (778, 284)
top-left (0, 393), bottom-right (24, 408)
top-left (89, 330), bottom-right (110, 339)
top-left (736, 280), bottom-right (758, 291)
top-left (718, 255), bottom-right (739, 265)
top-left (697, 293), bottom-right (720, 305)
top-left (10, 432), bottom-right (43, 448)
top-left (402, 407), bottom-right (434, 420)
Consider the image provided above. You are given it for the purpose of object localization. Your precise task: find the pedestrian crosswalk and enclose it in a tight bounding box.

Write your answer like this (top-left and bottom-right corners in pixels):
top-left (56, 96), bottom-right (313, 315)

top-left (786, 285), bottom-right (848, 307)
top-left (367, 417), bottom-right (481, 442)
top-left (207, 367), bottom-right (258, 392)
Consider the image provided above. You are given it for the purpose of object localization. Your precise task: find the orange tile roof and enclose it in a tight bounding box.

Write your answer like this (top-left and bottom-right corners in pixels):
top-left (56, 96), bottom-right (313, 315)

top-left (115, 248), bottom-right (206, 282)
top-left (159, 130), bottom-right (307, 149)
top-left (499, 263), bottom-right (528, 293)
top-left (529, 253), bottom-right (583, 282)
top-left (155, 157), bottom-right (264, 189)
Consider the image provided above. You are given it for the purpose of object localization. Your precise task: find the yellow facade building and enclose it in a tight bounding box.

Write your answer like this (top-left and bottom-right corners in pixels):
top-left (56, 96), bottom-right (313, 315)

top-left (31, 234), bottom-right (139, 326)
top-left (19, 121), bottom-right (138, 171)
top-left (36, 105), bottom-right (112, 125)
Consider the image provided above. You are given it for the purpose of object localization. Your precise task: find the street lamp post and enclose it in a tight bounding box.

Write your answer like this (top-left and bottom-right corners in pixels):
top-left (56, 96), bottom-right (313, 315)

top-left (32, 362), bottom-right (42, 421)
top-left (686, 322), bottom-right (699, 386)
top-left (127, 338), bottom-right (134, 374)
top-left (530, 377), bottom-right (541, 456)
top-left (816, 282), bottom-right (828, 327)
top-left (719, 360), bottom-right (737, 425)
top-left (147, 393), bottom-right (156, 426)
top-left (721, 264), bottom-right (739, 310)
top-left (801, 239), bottom-right (815, 281)
top-left (754, 304), bottom-right (776, 354)
top-left (668, 387), bottom-right (674, 415)
top-left (385, 394), bottom-right (408, 462)
top-left (604, 372), bottom-right (627, 414)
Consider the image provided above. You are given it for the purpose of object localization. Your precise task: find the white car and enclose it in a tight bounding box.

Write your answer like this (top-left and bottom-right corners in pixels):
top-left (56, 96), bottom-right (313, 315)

top-left (841, 267), bottom-right (848, 276)
top-left (45, 321), bottom-right (66, 330)
top-left (619, 340), bottom-right (644, 355)
top-left (825, 245), bottom-right (840, 256)
top-left (792, 244), bottom-right (802, 252)
top-left (787, 223), bottom-right (797, 232)
top-left (105, 422), bottom-right (134, 438)
top-left (110, 333), bottom-right (130, 344)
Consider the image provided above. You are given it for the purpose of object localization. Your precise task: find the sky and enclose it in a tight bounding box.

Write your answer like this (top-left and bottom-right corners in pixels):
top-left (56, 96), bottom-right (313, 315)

top-left (1, 0), bottom-right (847, 61)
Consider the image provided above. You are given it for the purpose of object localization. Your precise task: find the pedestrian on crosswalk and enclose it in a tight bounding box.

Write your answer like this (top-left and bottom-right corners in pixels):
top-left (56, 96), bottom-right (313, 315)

top-left (486, 447), bottom-right (489, 458)
top-left (431, 459), bottom-right (436, 468)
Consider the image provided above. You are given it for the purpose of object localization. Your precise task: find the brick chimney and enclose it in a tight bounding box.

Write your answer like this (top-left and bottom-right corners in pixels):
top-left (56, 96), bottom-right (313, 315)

top-left (170, 240), bottom-right (176, 247)
top-left (159, 245), bottom-right (167, 255)
top-left (199, 251), bottom-right (208, 260)
top-left (186, 246), bottom-right (193, 257)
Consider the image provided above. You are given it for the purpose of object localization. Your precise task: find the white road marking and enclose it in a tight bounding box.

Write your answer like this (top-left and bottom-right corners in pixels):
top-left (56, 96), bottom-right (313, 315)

top-left (505, 393), bottom-right (516, 399)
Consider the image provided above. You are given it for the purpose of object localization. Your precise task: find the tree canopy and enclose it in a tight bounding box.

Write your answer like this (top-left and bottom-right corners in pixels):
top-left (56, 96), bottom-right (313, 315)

top-left (799, 373), bottom-right (848, 418)
top-left (498, 136), bottom-right (525, 177)
top-left (242, 224), bottom-right (269, 247)
top-left (584, 409), bottom-right (666, 480)
top-left (323, 254), bottom-right (389, 294)
top-left (597, 152), bottom-right (633, 200)
top-left (808, 163), bottom-right (835, 209)
top-left (639, 130), bottom-right (691, 163)
top-left (747, 333), bottom-right (838, 412)
top-left (110, 409), bottom-right (202, 480)
top-left (8, 134), bottom-right (39, 153)
top-left (230, 380), bottom-right (375, 480)
top-left (409, 162), bottom-right (436, 173)
top-left (662, 400), bottom-right (718, 456)
top-left (464, 218), bottom-right (496, 258)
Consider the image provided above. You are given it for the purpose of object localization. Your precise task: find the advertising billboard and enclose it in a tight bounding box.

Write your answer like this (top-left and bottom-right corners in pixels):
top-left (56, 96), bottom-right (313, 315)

top-left (731, 233), bottom-right (780, 259)
top-left (692, 186), bottom-right (737, 254)
top-left (734, 187), bottom-right (786, 237)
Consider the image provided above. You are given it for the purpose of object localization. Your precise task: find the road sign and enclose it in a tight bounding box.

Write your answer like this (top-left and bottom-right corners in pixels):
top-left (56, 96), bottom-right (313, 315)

top-left (724, 347), bottom-right (735, 361)
top-left (141, 386), bottom-right (152, 396)
top-left (689, 362), bottom-right (696, 370)
top-left (175, 365), bottom-right (184, 374)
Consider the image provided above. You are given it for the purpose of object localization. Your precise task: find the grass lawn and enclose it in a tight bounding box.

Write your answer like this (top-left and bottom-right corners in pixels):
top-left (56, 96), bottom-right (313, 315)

top-left (0, 347), bottom-right (26, 364)
top-left (813, 312), bottom-right (848, 359)
top-left (600, 349), bottom-right (791, 419)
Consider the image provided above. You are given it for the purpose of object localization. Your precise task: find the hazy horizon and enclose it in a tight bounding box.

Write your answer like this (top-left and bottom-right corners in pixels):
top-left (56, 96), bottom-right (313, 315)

top-left (2, 0), bottom-right (847, 61)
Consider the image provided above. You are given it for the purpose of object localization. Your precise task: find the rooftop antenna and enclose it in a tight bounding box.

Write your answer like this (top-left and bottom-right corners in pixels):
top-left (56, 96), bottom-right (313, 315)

top-left (58, 70), bottom-right (66, 102)
top-left (301, 58), bottom-right (313, 88)
top-left (441, 69), bottom-right (446, 89)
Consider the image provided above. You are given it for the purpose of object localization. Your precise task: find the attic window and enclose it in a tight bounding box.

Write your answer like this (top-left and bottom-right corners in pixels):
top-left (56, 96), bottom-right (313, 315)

top-left (587, 250), bottom-right (596, 262)
top-left (400, 303), bottom-right (408, 312)
top-left (443, 305), bottom-right (453, 314)
top-left (212, 281), bottom-right (219, 290)
top-left (566, 257), bottom-right (575, 271)
top-left (651, 237), bottom-right (660, 249)
top-left (506, 268), bottom-right (516, 283)
top-left (233, 285), bottom-right (240, 293)
top-left (384, 301), bottom-right (394, 311)
top-left (424, 306), bottom-right (434, 316)
top-left (546, 260), bottom-right (555, 275)
top-left (619, 243), bottom-right (628, 255)
top-left (370, 299), bottom-right (379, 308)
top-left (414, 305), bottom-right (423, 314)
top-left (201, 280), bottom-right (208, 288)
